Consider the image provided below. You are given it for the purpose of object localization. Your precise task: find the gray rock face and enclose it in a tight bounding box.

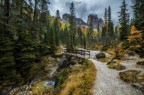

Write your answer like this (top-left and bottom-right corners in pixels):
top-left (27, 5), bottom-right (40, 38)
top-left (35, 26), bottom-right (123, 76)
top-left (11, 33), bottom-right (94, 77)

top-left (87, 14), bottom-right (104, 29)
top-left (62, 13), bottom-right (104, 29)
top-left (62, 14), bottom-right (70, 22)
top-left (62, 13), bottom-right (87, 27)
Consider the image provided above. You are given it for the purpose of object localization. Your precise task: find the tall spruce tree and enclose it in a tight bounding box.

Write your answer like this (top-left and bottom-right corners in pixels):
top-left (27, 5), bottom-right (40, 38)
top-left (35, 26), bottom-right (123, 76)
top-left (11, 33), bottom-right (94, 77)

top-left (63, 25), bottom-right (70, 48)
top-left (104, 8), bottom-right (108, 32)
top-left (132, 0), bottom-right (144, 57)
top-left (101, 8), bottom-right (108, 43)
top-left (83, 35), bottom-right (87, 49)
top-left (14, 0), bottom-right (37, 81)
top-left (69, 2), bottom-right (76, 49)
top-left (53, 10), bottom-right (60, 46)
top-left (108, 6), bottom-right (114, 40)
top-left (118, 0), bottom-right (130, 41)
top-left (49, 27), bottom-right (56, 54)
top-left (88, 17), bottom-right (94, 36)
top-left (77, 27), bottom-right (83, 47)
top-left (132, 0), bottom-right (144, 39)
top-left (97, 20), bottom-right (100, 38)
top-left (0, 0), bottom-right (16, 84)
top-left (87, 17), bottom-right (94, 47)
top-left (39, 0), bottom-right (50, 55)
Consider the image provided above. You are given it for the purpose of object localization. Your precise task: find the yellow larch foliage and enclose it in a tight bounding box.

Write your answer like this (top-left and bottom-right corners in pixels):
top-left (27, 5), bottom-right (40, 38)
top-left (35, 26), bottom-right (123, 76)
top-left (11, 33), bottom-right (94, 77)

top-left (128, 26), bottom-right (143, 49)
top-left (128, 26), bottom-right (142, 40)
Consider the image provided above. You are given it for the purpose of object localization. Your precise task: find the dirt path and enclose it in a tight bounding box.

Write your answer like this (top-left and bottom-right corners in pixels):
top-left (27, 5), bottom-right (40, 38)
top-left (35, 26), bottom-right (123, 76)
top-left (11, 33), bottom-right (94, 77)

top-left (61, 47), bottom-right (144, 95)
top-left (89, 51), bottom-right (143, 95)
top-left (90, 59), bottom-right (143, 95)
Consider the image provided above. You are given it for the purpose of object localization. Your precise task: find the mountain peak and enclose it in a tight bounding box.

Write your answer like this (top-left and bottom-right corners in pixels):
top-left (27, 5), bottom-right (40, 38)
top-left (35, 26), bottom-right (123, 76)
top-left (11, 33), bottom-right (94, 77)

top-left (62, 13), bottom-right (104, 29)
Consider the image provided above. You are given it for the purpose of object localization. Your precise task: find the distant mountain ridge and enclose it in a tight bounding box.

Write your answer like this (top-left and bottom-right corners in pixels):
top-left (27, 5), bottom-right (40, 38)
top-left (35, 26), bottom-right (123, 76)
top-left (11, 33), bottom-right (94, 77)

top-left (62, 13), bottom-right (104, 29)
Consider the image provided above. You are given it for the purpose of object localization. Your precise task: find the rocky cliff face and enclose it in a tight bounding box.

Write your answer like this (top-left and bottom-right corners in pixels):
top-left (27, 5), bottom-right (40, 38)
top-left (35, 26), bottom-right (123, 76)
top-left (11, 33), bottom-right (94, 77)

top-left (87, 14), bottom-right (104, 28)
top-left (62, 13), bottom-right (104, 29)
top-left (62, 14), bottom-right (87, 27)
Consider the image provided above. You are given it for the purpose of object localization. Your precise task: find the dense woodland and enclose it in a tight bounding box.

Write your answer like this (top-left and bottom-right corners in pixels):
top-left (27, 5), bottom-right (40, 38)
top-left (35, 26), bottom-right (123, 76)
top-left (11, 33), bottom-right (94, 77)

top-left (0, 0), bottom-right (144, 93)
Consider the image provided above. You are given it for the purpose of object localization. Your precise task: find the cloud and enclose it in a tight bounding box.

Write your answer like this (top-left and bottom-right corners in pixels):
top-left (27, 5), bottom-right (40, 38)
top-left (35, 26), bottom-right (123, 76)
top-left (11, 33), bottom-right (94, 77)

top-left (49, 0), bottom-right (133, 25)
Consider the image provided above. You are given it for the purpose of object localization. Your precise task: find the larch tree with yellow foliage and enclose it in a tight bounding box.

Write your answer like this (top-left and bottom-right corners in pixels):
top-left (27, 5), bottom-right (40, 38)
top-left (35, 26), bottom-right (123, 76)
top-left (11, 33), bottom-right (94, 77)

top-left (128, 26), bottom-right (142, 49)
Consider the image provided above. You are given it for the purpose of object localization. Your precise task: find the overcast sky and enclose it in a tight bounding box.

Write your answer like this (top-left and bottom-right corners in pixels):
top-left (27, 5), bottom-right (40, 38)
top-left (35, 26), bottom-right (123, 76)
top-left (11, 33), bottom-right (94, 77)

top-left (49, 0), bottom-right (133, 25)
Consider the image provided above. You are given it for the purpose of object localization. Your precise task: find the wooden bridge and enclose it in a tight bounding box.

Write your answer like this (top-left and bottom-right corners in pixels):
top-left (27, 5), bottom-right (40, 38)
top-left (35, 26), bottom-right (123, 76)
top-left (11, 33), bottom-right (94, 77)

top-left (62, 48), bottom-right (91, 59)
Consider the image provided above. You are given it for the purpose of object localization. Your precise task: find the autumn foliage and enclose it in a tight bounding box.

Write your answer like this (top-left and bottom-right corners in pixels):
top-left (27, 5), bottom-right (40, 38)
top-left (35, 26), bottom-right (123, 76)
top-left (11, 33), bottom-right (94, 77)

top-left (128, 26), bottom-right (142, 49)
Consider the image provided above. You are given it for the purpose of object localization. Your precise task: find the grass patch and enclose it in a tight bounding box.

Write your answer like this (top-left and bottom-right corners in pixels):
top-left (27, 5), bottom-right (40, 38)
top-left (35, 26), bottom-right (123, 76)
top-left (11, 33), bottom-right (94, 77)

top-left (107, 48), bottom-right (115, 57)
top-left (98, 57), bottom-right (110, 63)
top-left (107, 60), bottom-right (126, 70)
top-left (22, 56), bottom-right (96, 95)
top-left (119, 70), bottom-right (143, 83)
top-left (59, 60), bottom-right (96, 95)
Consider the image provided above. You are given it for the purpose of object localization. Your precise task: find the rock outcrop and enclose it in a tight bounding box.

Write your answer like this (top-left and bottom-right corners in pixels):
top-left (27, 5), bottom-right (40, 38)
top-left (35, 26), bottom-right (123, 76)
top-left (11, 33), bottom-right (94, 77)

top-left (62, 13), bottom-right (104, 29)
top-left (87, 14), bottom-right (104, 28)
top-left (62, 14), bottom-right (87, 27)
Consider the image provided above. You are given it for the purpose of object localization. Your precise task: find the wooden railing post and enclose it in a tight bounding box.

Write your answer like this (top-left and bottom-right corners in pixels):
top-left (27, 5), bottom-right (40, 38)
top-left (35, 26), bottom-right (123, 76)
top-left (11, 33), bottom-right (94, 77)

top-left (84, 50), bottom-right (85, 59)
top-left (89, 51), bottom-right (90, 58)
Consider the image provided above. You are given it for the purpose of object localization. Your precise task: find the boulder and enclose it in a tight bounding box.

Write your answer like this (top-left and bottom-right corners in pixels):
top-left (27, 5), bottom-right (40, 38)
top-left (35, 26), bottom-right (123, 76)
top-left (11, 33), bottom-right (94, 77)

top-left (95, 52), bottom-right (106, 59)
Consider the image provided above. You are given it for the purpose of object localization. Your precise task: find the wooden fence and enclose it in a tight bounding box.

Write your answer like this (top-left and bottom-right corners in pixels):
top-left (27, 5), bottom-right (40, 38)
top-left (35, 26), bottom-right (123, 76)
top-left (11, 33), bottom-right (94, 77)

top-left (62, 49), bottom-right (91, 59)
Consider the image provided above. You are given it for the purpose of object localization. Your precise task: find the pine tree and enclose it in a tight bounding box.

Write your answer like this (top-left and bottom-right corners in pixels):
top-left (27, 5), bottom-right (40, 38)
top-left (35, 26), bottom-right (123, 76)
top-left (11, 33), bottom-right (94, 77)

top-left (101, 8), bottom-right (108, 43)
top-left (83, 35), bottom-right (87, 49)
top-left (87, 17), bottom-right (94, 47)
top-left (118, 0), bottom-right (130, 41)
top-left (108, 6), bottom-right (114, 40)
top-left (132, 0), bottom-right (144, 39)
top-left (0, 0), bottom-right (16, 84)
top-left (77, 27), bottom-right (83, 47)
top-left (114, 26), bottom-right (119, 40)
top-left (63, 26), bottom-right (69, 47)
top-left (14, 0), bottom-right (37, 81)
top-left (40, 13), bottom-right (51, 55)
top-left (101, 27), bottom-right (106, 44)
top-left (88, 17), bottom-right (94, 36)
top-left (104, 8), bottom-right (108, 32)
top-left (97, 20), bottom-right (100, 38)
top-left (49, 27), bottom-right (56, 54)
top-left (108, 6), bottom-right (111, 33)
top-left (69, 2), bottom-right (76, 48)
top-left (53, 10), bottom-right (60, 46)
top-left (33, 0), bottom-right (39, 22)
top-left (132, 0), bottom-right (144, 57)
top-left (0, 0), bottom-right (3, 13)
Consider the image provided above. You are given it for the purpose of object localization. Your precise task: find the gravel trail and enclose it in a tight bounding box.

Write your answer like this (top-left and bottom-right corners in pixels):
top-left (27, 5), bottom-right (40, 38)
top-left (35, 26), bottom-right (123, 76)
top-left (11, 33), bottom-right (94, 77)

top-left (61, 47), bottom-right (144, 95)
top-left (89, 51), bottom-right (143, 95)
top-left (90, 59), bottom-right (143, 95)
